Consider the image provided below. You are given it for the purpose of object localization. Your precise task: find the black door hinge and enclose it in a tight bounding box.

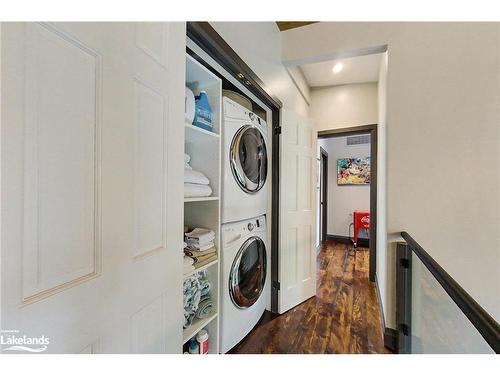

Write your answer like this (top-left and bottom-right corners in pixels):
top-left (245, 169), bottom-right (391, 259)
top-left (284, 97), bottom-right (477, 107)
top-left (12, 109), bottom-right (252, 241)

top-left (274, 126), bottom-right (282, 135)
top-left (400, 258), bottom-right (410, 269)
top-left (399, 323), bottom-right (410, 336)
top-left (272, 281), bottom-right (280, 290)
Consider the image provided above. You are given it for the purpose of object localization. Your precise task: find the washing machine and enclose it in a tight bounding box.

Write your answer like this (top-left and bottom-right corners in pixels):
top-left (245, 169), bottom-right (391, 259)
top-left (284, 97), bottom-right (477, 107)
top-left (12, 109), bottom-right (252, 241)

top-left (220, 215), bottom-right (268, 353)
top-left (222, 97), bottom-right (268, 224)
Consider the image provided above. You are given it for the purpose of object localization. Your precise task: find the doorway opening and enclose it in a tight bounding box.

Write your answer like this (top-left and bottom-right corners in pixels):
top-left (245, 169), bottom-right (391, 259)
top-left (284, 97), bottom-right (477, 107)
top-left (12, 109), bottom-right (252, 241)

top-left (317, 125), bottom-right (377, 281)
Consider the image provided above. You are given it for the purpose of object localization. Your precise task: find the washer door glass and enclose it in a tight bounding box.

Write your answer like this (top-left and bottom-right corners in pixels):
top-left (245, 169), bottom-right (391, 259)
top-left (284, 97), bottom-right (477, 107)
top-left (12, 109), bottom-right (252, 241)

top-left (229, 236), bottom-right (267, 309)
top-left (230, 125), bottom-right (267, 193)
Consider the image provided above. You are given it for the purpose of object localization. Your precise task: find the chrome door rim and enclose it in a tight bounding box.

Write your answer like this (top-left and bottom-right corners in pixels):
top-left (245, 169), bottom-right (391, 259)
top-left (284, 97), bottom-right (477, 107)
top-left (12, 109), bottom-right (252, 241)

top-left (228, 236), bottom-right (267, 309)
top-left (230, 125), bottom-right (267, 194)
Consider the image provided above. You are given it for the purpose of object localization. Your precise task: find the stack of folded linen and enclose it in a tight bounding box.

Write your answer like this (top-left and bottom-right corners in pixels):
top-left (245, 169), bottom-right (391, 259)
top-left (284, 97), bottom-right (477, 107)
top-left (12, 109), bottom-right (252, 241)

top-left (183, 254), bottom-right (195, 274)
top-left (184, 247), bottom-right (217, 268)
top-left (183, 274), bottom-right (201, 328)
top-left (183, 271), bottom-right (213, 328)
top-left (184, 153), bottom-right (212, 198)
top-left (184, 228), bottom-right (218, 269)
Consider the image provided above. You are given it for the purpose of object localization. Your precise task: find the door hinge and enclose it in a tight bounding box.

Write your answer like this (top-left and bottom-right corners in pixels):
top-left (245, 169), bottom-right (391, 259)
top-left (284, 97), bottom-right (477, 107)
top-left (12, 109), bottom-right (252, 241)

top-left (272, 281), bottom-right (281, 290)
top-left (399, 323), bottom-right (410, 336)
top-left (400, 258), bottom-right (410, 269)
top-left (274, 126), bottom-right (282, 135)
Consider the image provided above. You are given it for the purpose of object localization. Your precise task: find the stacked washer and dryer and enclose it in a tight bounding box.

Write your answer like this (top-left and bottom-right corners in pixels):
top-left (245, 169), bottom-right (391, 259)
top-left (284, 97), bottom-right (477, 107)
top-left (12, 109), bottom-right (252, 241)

top-left (220, 97), bottom-right (269, 353)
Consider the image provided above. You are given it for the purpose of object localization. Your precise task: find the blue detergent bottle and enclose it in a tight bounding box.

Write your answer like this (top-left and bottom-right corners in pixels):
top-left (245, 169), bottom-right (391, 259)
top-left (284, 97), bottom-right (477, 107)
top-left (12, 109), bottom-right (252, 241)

top-left (193, 91), bottom-right (213, 132)
top-left (188, 338), bottom-right (199, 354)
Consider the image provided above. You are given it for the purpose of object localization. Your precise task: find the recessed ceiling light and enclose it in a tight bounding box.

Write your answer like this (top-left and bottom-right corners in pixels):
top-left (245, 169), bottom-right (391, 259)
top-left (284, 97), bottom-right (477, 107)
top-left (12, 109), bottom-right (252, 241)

top-left (332, 63), bottom-right (344, 74)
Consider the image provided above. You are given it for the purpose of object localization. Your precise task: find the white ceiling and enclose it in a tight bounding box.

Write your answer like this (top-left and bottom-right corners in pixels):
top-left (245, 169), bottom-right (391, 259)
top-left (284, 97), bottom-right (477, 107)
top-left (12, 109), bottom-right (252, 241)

top-left (299, 53), bottom-right (383, 88)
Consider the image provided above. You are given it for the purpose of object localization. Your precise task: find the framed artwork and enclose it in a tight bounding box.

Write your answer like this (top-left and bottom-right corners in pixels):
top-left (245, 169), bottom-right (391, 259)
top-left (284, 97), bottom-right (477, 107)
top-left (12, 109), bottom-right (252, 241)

top-left (337, 157), bottom-right (371, 185)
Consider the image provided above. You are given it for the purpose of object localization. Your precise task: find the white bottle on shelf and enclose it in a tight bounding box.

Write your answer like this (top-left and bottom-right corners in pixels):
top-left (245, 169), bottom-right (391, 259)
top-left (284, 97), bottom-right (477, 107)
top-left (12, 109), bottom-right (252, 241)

top-left (196, 329), bottom-right (209, 354)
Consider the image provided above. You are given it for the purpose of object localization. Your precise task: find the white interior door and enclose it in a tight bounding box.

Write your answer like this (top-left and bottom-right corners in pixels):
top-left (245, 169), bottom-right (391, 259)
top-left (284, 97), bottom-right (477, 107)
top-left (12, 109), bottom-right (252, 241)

top-left (278, 109), bottom-right (317, 313)
top-left (1, 22), bottom-right (185, 353)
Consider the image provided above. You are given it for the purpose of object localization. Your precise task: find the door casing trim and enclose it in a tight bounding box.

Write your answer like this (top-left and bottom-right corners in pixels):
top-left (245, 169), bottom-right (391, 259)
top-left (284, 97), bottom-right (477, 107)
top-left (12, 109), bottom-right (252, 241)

top-left (318, 124), bottom-right (378, 282)
top-left (319, 147), bottom-right (328, 243)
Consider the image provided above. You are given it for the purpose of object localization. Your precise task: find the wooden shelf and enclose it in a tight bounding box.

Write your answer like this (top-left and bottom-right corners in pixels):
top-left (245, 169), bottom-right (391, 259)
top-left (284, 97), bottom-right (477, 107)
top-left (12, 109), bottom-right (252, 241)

top-left (182, 311), bottom-right (218, 344)
top-left (183, 259), bottom-right (218, 278)
top-left (184, 196), bottom-right (219, 203)
top-left (185, 123), bottom-right (219, 142)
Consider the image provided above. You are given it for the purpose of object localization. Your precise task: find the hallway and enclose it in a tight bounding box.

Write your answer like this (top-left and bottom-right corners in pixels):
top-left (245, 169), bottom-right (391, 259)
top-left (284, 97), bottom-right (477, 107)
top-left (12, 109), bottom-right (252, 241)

top-left (230, 241), bottom-right (391, 353)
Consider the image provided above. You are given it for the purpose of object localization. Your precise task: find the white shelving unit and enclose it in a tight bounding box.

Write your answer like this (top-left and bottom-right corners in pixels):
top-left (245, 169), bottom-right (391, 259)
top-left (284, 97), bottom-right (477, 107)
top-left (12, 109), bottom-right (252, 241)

top-left (182, 311), bottom-right (218, 345)
top-left (183, 259), bottom-right (219, 278)
top-left (184, 197), bottom-right (219, 203)
top-left (183, 53), bottom-right (222, 354)
top-left (185, 122), bottom-right (220, 141)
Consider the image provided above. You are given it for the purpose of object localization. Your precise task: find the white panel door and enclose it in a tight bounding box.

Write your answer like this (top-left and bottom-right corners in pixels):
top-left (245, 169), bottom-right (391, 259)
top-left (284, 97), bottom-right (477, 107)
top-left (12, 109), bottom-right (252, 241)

top-left (1, 22), bottom-right (185, 353)
top-left (279, 110), bottom-right (317, 313)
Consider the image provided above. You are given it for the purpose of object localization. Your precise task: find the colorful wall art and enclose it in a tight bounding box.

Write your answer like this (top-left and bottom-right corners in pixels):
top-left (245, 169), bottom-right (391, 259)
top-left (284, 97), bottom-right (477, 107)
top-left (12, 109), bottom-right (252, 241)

top-left (337, 157), bottom-right (371, 185)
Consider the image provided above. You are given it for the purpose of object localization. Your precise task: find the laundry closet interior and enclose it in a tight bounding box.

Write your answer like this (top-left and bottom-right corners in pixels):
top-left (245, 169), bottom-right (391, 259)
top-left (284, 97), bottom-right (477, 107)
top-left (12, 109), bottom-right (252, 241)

top-left (182, 28), bottom-right (274, 354)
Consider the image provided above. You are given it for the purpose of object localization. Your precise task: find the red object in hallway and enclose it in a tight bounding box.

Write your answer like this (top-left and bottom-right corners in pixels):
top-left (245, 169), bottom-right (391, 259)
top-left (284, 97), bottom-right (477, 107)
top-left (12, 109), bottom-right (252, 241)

top-left (353, 211), bottom-right (370, 247)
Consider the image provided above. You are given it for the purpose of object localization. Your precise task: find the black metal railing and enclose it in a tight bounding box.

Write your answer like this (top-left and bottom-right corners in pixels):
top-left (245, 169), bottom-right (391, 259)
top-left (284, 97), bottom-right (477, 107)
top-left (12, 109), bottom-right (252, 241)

top-left (396, 232), bottom-right (500, 354)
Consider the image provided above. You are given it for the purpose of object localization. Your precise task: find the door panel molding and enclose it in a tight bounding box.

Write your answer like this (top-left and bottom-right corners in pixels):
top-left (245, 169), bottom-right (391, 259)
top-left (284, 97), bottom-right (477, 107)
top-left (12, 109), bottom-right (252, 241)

top-left (135, 23), bottom-right (170, 69)
top-left (22, 22), bottom-right (103, 304)
top-left (130, 293), bottom-right (167, 353)
top-left (132, 77), bottom-right (168, 259)
top-left (80, 339), bottom-right (101, 354)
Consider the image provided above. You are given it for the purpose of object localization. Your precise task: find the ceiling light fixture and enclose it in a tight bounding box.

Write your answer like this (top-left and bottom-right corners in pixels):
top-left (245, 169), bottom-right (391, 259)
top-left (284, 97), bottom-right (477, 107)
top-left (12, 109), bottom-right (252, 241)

top-left (332, 63), bottom-right (344, 74)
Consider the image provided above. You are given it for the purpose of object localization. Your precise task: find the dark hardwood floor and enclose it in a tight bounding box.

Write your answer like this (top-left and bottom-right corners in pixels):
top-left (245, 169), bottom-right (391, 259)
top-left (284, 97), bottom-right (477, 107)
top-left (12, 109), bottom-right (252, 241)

top-left (229, 240), bottom-right (391, 354)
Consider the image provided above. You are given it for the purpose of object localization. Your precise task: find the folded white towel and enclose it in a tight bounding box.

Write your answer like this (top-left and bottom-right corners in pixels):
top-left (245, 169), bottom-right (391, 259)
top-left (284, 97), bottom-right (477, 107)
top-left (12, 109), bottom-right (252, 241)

top-left (186, 242), bottom-right (214, 252)
top-left (186, 238), bottom-right (215, 248)
top-left (184, 153), bottom-right (191, 164)
top-left (186, 237), bottom-right (214, 246)
top-left (183, 255), bottom-right (194, 267)
top-left (184, 169), bottom-right (210, 185)
top-left (185, 228), bottom-right (216, 243)
top-left (183, 264), bottom-right (195, 274)
top-left (184, 183), bottom-right (212, 198)
top-left (186, 228), bottom-right (215, 239)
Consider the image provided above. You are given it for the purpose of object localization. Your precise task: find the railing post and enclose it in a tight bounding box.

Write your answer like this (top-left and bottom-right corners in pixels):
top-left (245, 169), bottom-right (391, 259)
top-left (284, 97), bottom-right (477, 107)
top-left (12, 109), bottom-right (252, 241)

top-left (396, 242), bottom-right (412, 353)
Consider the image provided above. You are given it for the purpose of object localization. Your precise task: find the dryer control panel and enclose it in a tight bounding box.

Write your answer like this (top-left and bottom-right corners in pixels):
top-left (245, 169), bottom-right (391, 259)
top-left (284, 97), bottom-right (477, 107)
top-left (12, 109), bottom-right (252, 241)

top-left (222, 215), bottom-right (266, 247)
top-left (223, 97), bottom-right (267, 135)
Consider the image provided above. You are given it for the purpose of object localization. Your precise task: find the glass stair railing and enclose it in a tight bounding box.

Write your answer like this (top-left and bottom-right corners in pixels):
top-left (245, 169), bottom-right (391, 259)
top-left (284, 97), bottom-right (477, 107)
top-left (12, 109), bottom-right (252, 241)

top-left (395, 232), bottom-right (500, 354)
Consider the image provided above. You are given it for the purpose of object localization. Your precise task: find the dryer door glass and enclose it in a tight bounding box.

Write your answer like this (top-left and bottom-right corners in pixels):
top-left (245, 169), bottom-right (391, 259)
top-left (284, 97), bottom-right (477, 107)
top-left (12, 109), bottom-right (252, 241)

top-left (229, 236), bottom-right (267, 309)
top-left (230, 125), bottom-right (267, 193)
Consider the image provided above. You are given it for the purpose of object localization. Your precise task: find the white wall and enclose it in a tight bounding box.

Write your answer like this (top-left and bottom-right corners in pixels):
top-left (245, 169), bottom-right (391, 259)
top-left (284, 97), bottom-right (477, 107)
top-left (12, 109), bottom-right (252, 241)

top-left (310, 83), bottom-right (378, 131)
top-left (210, 22), bottom-right (309, 117)
top-left (318, 137), bottom-right (371, 238)
top-left (287, 65), bottom-right (311, 105)
top-left (283, 23), bottom-right (500, 327)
